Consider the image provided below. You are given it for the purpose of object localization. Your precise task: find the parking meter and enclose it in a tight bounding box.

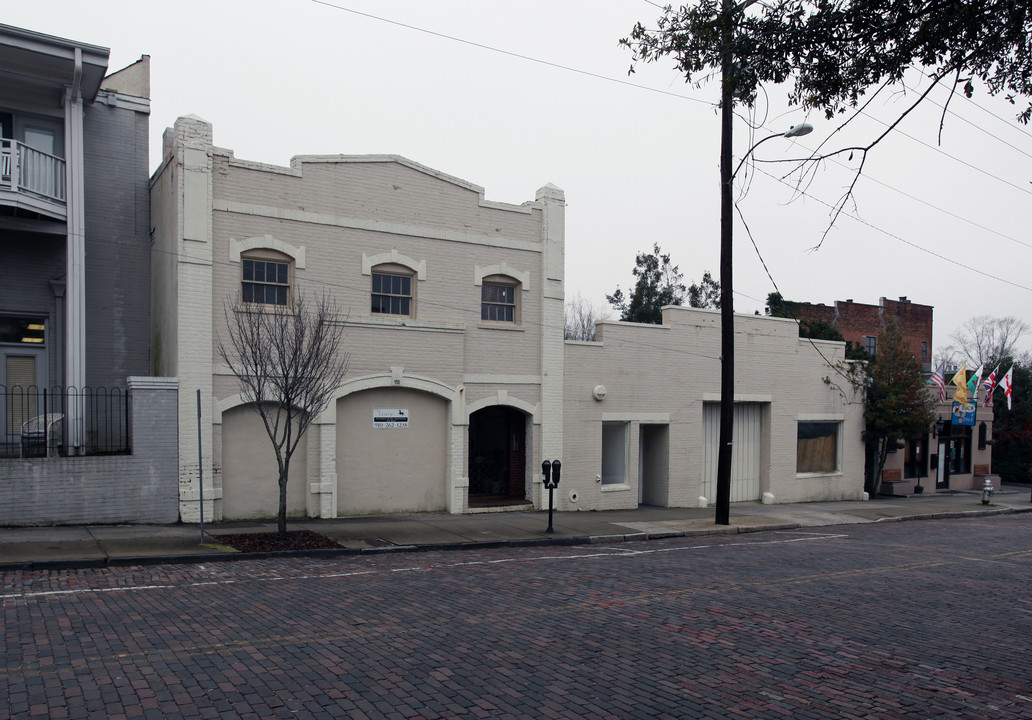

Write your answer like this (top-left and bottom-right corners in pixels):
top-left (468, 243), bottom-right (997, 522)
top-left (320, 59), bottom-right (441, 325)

top-left (542, 459), bottom-right (561, 533)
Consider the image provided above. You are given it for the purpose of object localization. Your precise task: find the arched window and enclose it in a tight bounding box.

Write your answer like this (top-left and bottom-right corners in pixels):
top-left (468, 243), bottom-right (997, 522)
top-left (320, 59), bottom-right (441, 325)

top-left (370, 263), bottom-right (415, 317)
top-left (241, 249), bottom-right (292, 306)
top-left (480, 274), bottom-right (520, 324)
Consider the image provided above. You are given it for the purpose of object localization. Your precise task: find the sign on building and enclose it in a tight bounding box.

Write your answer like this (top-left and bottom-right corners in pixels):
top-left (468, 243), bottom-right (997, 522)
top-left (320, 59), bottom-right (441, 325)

top-left (373, 408), bottom-right (409, 429)
top-left (952, 401), bottom-right (976, 426)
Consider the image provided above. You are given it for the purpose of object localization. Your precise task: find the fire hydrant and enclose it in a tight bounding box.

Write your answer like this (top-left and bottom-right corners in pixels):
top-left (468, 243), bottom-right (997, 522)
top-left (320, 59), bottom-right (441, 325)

top-left (981, 476), bottom-right (994, 505)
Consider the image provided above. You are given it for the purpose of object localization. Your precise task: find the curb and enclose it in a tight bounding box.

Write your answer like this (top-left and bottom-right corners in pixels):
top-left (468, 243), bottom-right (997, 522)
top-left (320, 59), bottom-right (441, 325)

top-left (2, 509), bottom-right (1029, 572)
top-left (874, 506), bottom-right (1032, 522)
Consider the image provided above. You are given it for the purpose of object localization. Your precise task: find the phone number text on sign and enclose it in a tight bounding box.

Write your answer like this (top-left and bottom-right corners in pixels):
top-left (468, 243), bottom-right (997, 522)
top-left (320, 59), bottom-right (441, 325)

top-left (373, 408), bottom-right (409, 428)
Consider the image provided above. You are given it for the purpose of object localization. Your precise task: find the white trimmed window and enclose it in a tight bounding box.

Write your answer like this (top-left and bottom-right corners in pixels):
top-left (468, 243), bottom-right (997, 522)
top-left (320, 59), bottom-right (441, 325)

top-left (481, 276), bottom-right (519, 324)
top-left (241, 250), bottom-right (291, 306)
top-left (601, 422), bottom-right (629, 486)
top-left (796, 421), bottom-right (841, 473)
top-left (371, 264), bottom-right (415, 317)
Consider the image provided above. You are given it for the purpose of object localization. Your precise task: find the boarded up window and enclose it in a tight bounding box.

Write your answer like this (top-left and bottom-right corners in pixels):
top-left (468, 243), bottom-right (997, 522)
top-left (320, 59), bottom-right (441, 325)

top-left (797, 422), bottom-right (839, 473)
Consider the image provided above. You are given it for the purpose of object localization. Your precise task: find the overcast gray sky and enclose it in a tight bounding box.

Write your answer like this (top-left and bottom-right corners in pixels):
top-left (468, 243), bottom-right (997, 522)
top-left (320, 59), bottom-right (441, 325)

top-left (9, 0), bottom-right (1031, 357)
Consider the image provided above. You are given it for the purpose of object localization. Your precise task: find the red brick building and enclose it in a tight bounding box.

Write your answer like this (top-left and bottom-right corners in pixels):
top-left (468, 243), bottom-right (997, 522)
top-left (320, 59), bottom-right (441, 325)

top-left (793, 297), bottom-right (933, 370)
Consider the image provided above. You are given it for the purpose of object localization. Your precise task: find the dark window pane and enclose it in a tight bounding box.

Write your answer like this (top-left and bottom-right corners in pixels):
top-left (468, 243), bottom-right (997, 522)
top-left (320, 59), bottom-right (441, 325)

top-left (277, 264), bottom-right (288, 284)
top-left (242, 284), bottom-right (254, 303)
top-left (399, 298), bottom-right (410, 315)
top-left (276, 286), bottom-right (287, 305)
top-left (243, 260), bottom-right (254, 281)
top-left (254, 262), bottom-right (266, 283)
top-left (372, 275), bottom-right (382, 293)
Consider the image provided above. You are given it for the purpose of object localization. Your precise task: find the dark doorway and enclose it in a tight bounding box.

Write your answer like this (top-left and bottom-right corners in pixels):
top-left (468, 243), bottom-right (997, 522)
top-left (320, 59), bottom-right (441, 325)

top-left (468, 406), bottom-right (526, 506)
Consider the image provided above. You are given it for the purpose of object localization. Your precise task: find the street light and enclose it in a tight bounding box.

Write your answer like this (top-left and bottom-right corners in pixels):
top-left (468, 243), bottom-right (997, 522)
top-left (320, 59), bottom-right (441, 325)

top-left (714, 119), bottom-right (813, 526)
top-left (732, 123), bottom-right (814, 180)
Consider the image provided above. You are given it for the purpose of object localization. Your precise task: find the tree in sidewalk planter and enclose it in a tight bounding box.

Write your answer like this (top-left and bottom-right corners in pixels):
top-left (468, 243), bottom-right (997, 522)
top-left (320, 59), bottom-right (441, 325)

top-left (846, 317), bottom-right (937, 498)
top-left (218, 292), bottom-right (350, 534)
top-left (606, 243), bottom-right (719, 324)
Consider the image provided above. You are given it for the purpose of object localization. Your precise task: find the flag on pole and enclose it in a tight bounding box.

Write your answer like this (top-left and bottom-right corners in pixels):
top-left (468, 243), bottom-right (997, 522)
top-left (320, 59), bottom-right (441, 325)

top-left (952, 363), bottom-right (968, 403)
top-left (983, 365), bottom-right (1000, 407)
top-left (967, 364), bottom-right (984, 403)
top-left (931, 363), bottom-right (947, 403)
top-left (1000, 366), bottom-right (1014, 410)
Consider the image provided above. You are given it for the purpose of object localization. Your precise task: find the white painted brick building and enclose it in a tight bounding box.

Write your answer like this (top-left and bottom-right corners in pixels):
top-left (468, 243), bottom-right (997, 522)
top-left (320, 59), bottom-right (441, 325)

top-left (152, 115), bottom-right (867, 522)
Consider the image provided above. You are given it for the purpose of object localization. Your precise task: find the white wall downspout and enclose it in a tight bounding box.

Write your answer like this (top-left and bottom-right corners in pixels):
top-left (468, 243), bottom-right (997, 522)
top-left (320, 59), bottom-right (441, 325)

top-left (64, 48), bottom-right (86, 451)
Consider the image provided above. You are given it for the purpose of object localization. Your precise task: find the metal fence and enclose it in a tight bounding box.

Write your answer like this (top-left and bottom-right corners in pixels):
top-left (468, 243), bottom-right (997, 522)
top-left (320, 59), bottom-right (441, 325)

top-left (0, 385), bottom-right (130, 459)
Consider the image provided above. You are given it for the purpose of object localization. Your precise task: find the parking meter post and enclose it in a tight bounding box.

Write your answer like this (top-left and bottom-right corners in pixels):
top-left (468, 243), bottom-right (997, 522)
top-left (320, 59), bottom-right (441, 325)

top-left (542, 459), bottom-right (560, 534)
top-left (547, 485), bottom-right (555, 534)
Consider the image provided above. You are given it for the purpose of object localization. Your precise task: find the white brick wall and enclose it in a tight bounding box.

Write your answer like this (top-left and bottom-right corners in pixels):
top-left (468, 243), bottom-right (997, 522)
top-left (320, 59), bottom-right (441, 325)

top-left (158, 116), bottom-right (866, 520)
top-left (562, 307), bottom-right (866, 511)
top-left (161, 118), bottom-right (558, 519)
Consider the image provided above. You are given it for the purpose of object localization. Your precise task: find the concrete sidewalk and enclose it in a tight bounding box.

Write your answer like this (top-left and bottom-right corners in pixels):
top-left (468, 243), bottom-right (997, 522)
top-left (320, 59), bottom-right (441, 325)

top-left (2, 486), bottom-right (1030, 571)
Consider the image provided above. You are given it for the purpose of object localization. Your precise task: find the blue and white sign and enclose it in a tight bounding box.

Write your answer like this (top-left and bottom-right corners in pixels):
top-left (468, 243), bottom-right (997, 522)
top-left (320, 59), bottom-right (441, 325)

top-left (372, 408), bottom-right (409, 429)
top-left (951, 401), bottom-right (976, 426)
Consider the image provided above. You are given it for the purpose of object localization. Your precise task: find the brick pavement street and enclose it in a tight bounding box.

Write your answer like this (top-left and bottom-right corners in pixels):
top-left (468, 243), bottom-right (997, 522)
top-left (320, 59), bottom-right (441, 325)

top-left (3, 515), bottom-right (1031, 719)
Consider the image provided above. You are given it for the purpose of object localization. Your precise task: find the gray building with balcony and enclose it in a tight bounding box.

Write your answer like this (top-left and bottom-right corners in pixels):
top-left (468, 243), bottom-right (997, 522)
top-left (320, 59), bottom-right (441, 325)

top-left (1, 24), bottom-right (151, 455)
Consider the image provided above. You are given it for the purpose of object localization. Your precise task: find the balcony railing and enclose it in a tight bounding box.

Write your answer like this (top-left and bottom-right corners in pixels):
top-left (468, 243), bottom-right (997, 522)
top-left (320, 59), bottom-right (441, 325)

top-left (1, 385), bottom-right (130, 458)
top-left (0, 139), bottom-right (66, 204)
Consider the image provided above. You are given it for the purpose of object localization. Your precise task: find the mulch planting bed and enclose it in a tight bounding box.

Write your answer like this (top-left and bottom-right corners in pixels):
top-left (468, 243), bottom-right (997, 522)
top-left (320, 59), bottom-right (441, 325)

top-left (215, 530), bottom-right (342, 553)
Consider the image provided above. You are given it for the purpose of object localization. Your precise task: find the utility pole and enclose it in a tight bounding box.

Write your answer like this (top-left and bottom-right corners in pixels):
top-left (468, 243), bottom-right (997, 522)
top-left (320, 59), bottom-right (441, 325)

top-left (715, 0), bottom-right (735, 525)
top-left (713, 1), bottom-right (812, 525)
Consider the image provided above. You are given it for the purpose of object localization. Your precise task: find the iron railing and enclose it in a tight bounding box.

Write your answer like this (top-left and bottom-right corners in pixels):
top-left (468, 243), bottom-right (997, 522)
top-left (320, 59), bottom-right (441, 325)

top-left (0, 385), bottom-right (130, 458)
top-left (0, 139), bottom-right (66, 203)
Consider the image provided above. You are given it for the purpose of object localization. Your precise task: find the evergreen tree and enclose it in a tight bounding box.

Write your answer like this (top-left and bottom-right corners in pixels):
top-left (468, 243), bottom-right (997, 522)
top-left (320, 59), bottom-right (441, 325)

top-left (606, 244), bottom-right (688, 324)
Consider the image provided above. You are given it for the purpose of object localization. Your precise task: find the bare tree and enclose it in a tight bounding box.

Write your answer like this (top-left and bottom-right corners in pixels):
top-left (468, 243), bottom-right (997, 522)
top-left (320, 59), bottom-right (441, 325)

top-left (218, 292), bottom-right (350, 534)
top-left (946, 315), bottom-right (1030, 367)
top-left (564, 292), bottom-right (610, 341)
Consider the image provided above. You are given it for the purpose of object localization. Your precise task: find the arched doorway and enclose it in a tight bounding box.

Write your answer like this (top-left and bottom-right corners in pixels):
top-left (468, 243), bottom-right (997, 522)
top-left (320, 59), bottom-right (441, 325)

top-left (468, 406), bottom-right (527, 506)
top-left (336, 387), bottom-right (449, 514)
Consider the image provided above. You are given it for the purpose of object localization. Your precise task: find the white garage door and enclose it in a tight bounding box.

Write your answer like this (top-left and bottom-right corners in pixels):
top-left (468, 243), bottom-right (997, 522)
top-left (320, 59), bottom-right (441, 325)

top-left (702, 402), bottom-right (763, 502)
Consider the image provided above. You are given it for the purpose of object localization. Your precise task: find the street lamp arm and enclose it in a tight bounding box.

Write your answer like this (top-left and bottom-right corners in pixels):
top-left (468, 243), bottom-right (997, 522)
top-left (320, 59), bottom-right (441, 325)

top-left (731, 123), bottom-right (813, 181)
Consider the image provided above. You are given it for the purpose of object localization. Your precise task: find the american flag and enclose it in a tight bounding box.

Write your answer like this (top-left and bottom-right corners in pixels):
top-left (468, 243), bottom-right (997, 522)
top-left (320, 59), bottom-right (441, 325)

top-left (983, 365), bottom-right (1000, 407)
top-left (931, 363), bottom-right (947, 404)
